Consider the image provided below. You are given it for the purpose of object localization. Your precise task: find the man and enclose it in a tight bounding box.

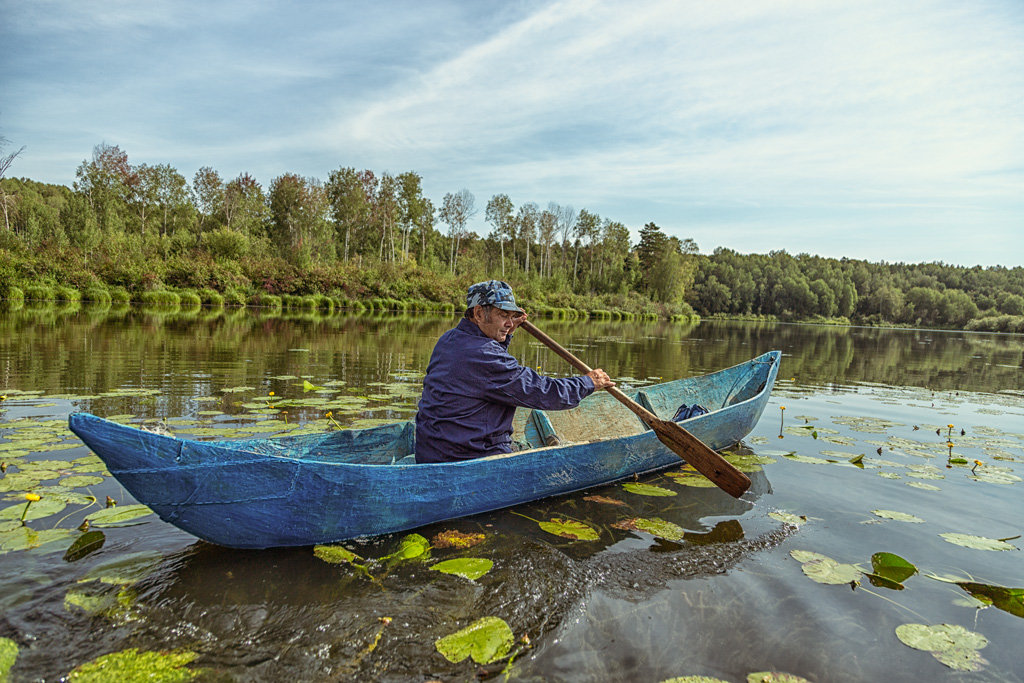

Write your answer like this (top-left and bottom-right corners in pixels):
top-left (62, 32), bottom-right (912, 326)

top-left (415, 280), bottom-right (615, 463)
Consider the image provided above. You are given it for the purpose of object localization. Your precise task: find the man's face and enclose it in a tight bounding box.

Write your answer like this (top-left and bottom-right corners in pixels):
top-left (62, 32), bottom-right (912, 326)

top-left (473, 306), bottom-right (519, 342)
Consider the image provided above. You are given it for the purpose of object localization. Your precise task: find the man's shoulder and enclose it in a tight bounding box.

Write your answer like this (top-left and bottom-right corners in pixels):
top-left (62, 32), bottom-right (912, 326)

top-left (436, 323), bottom-right (510, 359)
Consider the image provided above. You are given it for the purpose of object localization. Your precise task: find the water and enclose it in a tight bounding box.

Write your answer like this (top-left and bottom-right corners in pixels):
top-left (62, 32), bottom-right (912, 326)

top-left (1, 306), bottom-right (1022, 682)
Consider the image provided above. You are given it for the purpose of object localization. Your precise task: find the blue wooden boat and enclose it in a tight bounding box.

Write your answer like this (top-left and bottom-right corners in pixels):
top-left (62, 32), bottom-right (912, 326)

top-left (68, 351), bottom-right (780, 549)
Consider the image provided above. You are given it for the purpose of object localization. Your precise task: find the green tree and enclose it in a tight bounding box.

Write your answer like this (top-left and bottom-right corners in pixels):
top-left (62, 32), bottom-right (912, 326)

top-left (485, 193), bottom-right (514, 277)
top-left (193, 166), bottom-right (224, 232)
top-left (439, 189), bottom-right (475, 274)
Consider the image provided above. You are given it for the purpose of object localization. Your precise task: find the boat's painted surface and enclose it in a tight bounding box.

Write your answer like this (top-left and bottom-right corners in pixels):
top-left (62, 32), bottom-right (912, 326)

top-left (69, 351), bottom-right (780, 548)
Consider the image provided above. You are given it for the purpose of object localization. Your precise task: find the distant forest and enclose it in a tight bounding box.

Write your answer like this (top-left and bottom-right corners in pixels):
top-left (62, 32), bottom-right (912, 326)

top-left (1, 141), bottom-right (1022, 332)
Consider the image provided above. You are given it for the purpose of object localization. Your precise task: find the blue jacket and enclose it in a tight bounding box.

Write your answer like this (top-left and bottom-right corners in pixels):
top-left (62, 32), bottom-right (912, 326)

top-left (415, 318), bottom-right (595, 463)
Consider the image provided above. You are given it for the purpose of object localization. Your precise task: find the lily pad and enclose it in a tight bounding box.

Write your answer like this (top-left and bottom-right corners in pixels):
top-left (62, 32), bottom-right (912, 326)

top-left (63, 530), bottom-right (106, 562)
top-left (0, 527), bottom-right (72, 553)
top-left (0, 496), bottom-right (68, 522)
top-left (67, 648), bottom-right (200, 681)
top-left (538, 518), bottom-right (600, 541)
top-left (800, 557), bottom-right (862, 585)
top-left (939, 533), bottom-right (1018, 551)
top-left (85, 504), bottom-right (153, 527)
top-left (430, 557), bottom-right (493, 580)
top-left (870, 552), bottom-right (917, 583)
top-left (871, 510), bottom-right (925, 524)
top-left (313, 544), bottom-right (363, 565)
top-left (768, 511), bottom-right (807, 527)
top-left (782, 454), bottom-right (831, 465)
top-left (746, 674), bottom-right (812, 683)
top-left (664, 472), bottom-right (719, 488)
top-left (622, 483), bottom-right (677, 497)
top-left (383, 533), bottom-right (430, 563)
top-left (435, 616), bottom-right (514, 665)
top-left (58, 475), bottom-right (105, 488)
top-left (957, 582), bottom-right (1024, 618)
top-left (790, 550), bottom-right (861, 585)
top-left (582, 495), bottom-right (627, 506)
top-left (0, 637), bottom-right (17, 680)
top-left (613, 517), bottom-right (687, 541)
top-left (895, 623), bottom-right (988, 651)
top-left (932, 646), bottom-right (987, 672)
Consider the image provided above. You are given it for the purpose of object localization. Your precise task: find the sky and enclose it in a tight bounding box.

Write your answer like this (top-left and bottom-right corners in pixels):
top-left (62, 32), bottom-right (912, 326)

top-left (2, 0), bottom-right (1023, 267)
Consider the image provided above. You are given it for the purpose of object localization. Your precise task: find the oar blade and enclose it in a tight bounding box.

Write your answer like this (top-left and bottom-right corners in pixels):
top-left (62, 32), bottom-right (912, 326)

top-left (651, 418), bottom-right (751, 498)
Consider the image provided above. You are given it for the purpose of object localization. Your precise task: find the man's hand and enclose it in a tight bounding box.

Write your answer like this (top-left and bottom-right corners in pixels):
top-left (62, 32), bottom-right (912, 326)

top-left (586, 368), bottom-right (615, 390)
top-left (511, 311), bottom-right (529, 331)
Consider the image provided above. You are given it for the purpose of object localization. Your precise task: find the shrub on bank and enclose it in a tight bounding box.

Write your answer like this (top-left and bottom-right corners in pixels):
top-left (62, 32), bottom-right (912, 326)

top-left (223, 289), bottom-right (247, 307)
top-left (55, 285), bottom-right (81, 302)
top-left (179, 290), bottom-right (202, 308)
top-left (1, 286), bottom-right (25, 307)
top-left (140, 290), bottom-right (181, 306)
top-left (313, 294), bottom-right (334, 313)
top-left (23, 283), bottom-right (56, 303)
top-left (82, 286), bottom-right (111, 304)
top-left (251, 293), bottom-right (283, 310)
top-left (198, 288), bottom-right (224, 308)
top-left (110, 287), bottom-right (131, 305)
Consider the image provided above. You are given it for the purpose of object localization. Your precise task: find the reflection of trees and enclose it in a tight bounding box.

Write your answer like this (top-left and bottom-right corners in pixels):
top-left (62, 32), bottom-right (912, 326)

top-left (0, 313), bottom-right (1021, 420)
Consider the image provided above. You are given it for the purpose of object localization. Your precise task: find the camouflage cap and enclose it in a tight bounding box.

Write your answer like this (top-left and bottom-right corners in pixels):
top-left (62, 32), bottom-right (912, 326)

top-left (466, 280), bottom-right (524, 313)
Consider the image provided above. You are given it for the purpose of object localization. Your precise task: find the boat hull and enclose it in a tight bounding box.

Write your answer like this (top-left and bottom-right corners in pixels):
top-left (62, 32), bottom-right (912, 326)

top-left (69, 351), bottom-right (780, 548)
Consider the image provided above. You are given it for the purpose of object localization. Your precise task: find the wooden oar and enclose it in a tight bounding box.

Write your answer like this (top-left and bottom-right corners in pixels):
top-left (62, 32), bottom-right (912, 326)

top-left (519, 320), bottom-right (751, 498)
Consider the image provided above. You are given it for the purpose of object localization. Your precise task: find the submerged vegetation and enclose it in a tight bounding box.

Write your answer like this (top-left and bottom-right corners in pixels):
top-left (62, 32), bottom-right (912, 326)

top-left (1, 140), bottom-right (1023, 329)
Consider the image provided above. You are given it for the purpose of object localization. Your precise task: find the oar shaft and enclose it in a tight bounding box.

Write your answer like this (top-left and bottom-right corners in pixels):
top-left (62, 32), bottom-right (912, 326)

top-left (521, 321), bottom-right (661, 423)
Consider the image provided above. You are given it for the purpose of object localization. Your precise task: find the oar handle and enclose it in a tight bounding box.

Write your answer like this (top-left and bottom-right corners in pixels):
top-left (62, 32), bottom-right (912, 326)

top-left (519, 320), bottom-right (658, 423)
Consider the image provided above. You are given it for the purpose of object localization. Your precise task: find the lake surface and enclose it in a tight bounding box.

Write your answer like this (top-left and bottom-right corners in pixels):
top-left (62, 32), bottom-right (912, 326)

top-left (1, 306), bottom-right (1022, 682)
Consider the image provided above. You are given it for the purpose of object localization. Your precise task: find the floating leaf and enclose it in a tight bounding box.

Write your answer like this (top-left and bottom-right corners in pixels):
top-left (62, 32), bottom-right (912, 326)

top-left (768, 511), bottom-right (807, 527)
top-left (958, 582), bottom-right (1024, 618)
top-left (383, 533), bottom-right (430, 563)
top-left (0, 527), bottom-right (72, 553)
top-left (746, 673), bottom-right (812, 683)
top-left (906, 482), bottom-right (941, 491)
top-left (800, 557), bottom-right (862, 585)
top-left (313, 544), bottom-right (362, 565)
top-left (870, 552), bottom-right (917, 584)
top-left (0, 637), bottom-right (18, 680)
top-left (932, 646), bottom-right (987, 672)
top-left (538, 518), bottom-right (599, 541)
top-left (435, 616), bottom-right (514, 665)
top-left (58, 475), bottom-right (105, 488)
top-left (583, 495), bottom-right (627, 506)
top-left (782, 454), bottom-right (830, 464)
top-left (432, 530), bottom-right (485, 549)
top-left (622, 483), bottom-right (677, 496)
top-left (660, 677), bottom-right (729, 683)
top-left (871, 509), bottom-right (925, 524)
top-left (301, 380), bottom-right (324, 392)
top-left (0, 497), bottom-right (66, 522)
top-left (789, 549), bottom-right (830, 564)
top-left (613, 517), bottom-right (687, 541)
top-left (970, 471), bottom-right (1023, 485)
top-left (664, 472), bottom-right (719, 488)
top-left (63, 530), bottom-right (106, 562)
top-left (939, 533), bottom-right (1017, 551)
top-left (430, 558), bottom-right (493, 580)
top-left (85, 504), bottom-right (153, 527)
top-left (895, 623), bottom-right (988, 652)
top-left (67, 648), bottom-right (200, 681)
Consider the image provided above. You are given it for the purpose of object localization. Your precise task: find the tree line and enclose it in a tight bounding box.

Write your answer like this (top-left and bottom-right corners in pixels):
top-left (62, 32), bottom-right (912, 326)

top-left (1, 140), bottom-right (1022, 332)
